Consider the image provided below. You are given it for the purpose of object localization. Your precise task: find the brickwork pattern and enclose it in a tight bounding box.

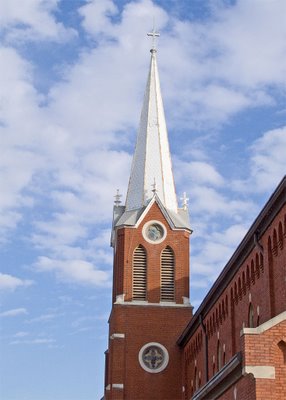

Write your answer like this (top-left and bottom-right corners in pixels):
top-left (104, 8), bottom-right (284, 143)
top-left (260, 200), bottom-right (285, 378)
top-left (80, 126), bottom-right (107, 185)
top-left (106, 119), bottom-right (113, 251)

top-left (183, 204), bottom-right (286, 399)
top-left (106, 202), bottom-right (192, 400)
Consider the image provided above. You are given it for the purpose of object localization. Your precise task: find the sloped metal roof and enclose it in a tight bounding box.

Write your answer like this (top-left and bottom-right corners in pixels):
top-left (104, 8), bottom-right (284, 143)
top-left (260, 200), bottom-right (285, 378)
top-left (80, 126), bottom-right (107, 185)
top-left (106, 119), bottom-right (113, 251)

top-left (125, 48), bottom-right (178, 213)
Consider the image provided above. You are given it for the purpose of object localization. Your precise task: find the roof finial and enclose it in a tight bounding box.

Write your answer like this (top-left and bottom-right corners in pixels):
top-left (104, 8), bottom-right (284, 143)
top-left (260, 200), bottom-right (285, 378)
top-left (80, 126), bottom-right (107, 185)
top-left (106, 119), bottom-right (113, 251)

top-left (180, 192), bottom-right (189, 210)
top-left (114, 189), bottom-right (122, 206)
top-left (147, 23), bottom-right (160, 53)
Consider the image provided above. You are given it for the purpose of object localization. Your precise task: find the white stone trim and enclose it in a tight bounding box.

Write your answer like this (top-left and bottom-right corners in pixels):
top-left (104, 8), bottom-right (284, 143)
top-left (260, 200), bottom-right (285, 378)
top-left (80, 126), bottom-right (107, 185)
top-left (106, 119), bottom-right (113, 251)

top-left (182, 296), bottom-right (190, 305)
top-left (112, 383), bottom-right (124, 389)
top-left (110, 333), bottom-right (125, 340)
top-left (243, 366), bottom-right (275, 379)
top-left (241, 311), bottom-right (286, 336)
top-left (138, 342), bottom-right (169, 373)
top-left (105, 384), bottom-right (111, 391)
top-left (115, 294), bottom-right (125, 303)
top-left (118, 300), bottom-right (192, 308)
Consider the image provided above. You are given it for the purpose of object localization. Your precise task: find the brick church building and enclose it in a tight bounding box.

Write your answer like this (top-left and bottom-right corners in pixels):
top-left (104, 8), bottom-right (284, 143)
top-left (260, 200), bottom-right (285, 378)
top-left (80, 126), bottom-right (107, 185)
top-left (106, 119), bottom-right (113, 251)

top-left (104, 35), bottom-right (286, 400)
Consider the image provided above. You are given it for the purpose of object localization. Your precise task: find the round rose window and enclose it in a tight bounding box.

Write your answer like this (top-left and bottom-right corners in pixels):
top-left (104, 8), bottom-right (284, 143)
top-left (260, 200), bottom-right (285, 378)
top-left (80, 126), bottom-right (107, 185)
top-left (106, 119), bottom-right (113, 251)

top-left (138, 342), bottom-right (169, 373)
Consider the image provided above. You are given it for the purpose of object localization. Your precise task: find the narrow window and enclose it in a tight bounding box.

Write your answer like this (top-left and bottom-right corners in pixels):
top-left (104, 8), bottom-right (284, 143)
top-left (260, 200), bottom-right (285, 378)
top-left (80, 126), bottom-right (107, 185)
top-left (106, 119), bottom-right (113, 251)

top-left (278, 341), bottom-right (286, 364)
top-left (132, 245), bottom-right (147, 300)
top-left (160, 246), bottom-right (175, 301)
top-left (217, 340), bottom-right (222, 372)
top-left (194, 367), bottom-right (199, 391)
top-left (248, 303), bottom-right (254, 328)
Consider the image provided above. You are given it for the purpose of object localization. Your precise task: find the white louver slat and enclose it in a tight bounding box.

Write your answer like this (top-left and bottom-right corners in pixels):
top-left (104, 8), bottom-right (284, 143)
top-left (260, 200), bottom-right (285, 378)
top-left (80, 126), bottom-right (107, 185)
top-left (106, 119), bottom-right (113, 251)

top-left (133, 246), bottom-right (147, 300)
top-left (161, 247), bottom-right (175, 301)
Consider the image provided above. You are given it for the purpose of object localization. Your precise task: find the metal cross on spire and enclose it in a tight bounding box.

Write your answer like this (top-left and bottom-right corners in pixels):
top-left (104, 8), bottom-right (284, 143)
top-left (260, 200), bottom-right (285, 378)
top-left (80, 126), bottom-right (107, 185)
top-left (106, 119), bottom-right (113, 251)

top-left (147, 28), bottom-right (160, 51)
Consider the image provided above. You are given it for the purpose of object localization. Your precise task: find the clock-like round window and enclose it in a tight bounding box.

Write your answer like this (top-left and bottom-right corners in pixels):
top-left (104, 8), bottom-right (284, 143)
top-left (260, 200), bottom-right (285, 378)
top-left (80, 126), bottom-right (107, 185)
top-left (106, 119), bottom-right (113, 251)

top-left (142, 221), bottom-right (166, 244)
top-left (138, 342), bottom-right (169, 373)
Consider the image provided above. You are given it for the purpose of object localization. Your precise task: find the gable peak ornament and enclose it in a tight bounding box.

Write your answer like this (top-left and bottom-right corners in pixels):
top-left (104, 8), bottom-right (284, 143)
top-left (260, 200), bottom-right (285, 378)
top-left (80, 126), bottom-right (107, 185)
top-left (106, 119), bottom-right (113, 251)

top-left (114, 189), bottom-right (122, 206)
top-left (180, 192), bottom-right (189, 210)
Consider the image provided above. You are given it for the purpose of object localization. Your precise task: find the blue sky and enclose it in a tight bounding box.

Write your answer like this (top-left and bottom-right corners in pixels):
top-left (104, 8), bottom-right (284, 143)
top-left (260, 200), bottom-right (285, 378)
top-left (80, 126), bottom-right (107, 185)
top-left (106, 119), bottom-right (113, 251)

top-left (0, 1), bottom-right (286, 399)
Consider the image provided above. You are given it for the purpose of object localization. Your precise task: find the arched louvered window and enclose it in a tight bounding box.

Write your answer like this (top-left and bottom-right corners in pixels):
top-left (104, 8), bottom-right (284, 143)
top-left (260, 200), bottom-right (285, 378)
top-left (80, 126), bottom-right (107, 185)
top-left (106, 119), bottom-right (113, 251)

top-left (132, 245), bottom-right (147, 301)
top-left (160, 246), bottom-right (175, 301)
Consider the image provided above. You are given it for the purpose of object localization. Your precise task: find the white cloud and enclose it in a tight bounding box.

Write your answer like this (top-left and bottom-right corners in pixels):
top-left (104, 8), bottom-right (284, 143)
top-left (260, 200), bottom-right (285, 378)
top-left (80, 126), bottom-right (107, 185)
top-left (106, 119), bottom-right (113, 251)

top-left (212, 224), bottom-right (248, 248)
top-left (0, 0), bottom-right (75, 42)
top-left (175, 160), bottom-right (224, 187)
top-left (26, 313), bottom-right (59, 324)
top-left (0, 0), bottom-right (285, 293)
top-left (13, 331), bottom-right (29, 338)
top-left (0, 308), bottom-right (28, 317)
top-left (0, 273), bottom-right (34, 291)
top-left (210, 0), bottom-right (286, 88)
top-left (191, 185), bottom-right (255, 217)
top-left (158, 0), bottom-right (286, 128)
top-left (10, 338), bottom-right (55, 345)
top-left (191, 222), bottom-right (249, 285)
top-left (234, 126), bottom-right (286, 193)
top-left (79, 0), bottom-right (118, 36)
top-left (0, 46), bottom-right (46, 237)
top-left (33, 256), bottom-right (110, 287)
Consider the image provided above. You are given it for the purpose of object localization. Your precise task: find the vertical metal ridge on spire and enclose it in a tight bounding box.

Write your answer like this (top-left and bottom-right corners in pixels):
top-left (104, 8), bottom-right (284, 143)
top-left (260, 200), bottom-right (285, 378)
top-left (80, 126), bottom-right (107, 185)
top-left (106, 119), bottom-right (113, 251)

top-left (125, 43), bottom-right (178, 213)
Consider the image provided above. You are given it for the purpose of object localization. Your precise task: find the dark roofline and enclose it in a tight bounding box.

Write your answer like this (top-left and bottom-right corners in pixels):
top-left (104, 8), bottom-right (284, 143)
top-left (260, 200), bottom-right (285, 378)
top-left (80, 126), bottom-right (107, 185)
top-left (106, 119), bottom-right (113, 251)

top-left (178, 175), bottom-right (286, 347)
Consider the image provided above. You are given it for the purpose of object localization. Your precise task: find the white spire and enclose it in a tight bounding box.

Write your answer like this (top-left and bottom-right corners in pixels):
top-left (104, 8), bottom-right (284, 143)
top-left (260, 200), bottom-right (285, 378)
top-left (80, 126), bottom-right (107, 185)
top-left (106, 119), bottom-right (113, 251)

top-left (125, 43), bottom-right (178, 213)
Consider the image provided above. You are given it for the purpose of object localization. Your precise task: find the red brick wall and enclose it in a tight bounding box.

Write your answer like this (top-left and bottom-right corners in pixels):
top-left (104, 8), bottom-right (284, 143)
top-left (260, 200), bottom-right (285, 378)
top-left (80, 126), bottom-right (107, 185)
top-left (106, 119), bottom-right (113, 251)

top-left (222, 375), bottom-right (256, 400)
top-left (106, 304), bottom-right (192, 400)
top-left (106, 202), bottom-right (192, 399)
top-left (113, 202), bottom-right (190, 304)
top-left (183, 204), bottom-right (286, 399)
top-left (242, 320), bottom-right (286, 400)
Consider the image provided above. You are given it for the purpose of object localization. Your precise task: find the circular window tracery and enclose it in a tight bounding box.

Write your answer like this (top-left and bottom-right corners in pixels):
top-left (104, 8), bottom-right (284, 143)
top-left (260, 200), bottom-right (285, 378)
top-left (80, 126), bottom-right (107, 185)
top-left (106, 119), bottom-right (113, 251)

top-left (142, 221), bottom-right (167, 244)
top-left (138, 342), bottom-right (169, 373)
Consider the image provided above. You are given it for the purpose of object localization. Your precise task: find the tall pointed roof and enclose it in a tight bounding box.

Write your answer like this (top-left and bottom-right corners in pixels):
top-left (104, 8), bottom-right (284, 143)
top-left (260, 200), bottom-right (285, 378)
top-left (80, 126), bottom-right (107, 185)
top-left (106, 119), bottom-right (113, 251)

top-left (125, 47), bottom-right (178, 213)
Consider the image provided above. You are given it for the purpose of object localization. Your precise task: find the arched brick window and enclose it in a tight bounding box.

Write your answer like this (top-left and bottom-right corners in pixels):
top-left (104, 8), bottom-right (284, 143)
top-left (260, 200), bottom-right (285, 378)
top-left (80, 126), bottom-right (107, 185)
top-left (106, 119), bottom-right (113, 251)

top-left (225, 295), bottom-right (229, 315)
top-left (260, 253), bottom-right (264, 272)
top-left (217, 340), bottom-right (222, 372)
top-left (246, 265), bottom-right (250, 288)
top-left (223, 346), bottom-right (226, 366)
top-left (278, 341), bottom-right (286, 364)
top-left (238, 277), bottom-right (242, 299)
top-left (160, 246), bottom-right (175, 301)
top-left (273, 229), bottom-right (278, 255)
top-left (251, 260), bottom-right (255, 284)
top-left (278, 222), bottom-right (283, 249)
top-left (255, 254), bottom-right (260, 278)
top-left (194, 366), bottom-right (199, 391)
top-left (234, 282), bottom-right (238, 303)
top-left (242, 271), bottom-right (246, 294)
top-left (132, 245), bottom-right (147, 300)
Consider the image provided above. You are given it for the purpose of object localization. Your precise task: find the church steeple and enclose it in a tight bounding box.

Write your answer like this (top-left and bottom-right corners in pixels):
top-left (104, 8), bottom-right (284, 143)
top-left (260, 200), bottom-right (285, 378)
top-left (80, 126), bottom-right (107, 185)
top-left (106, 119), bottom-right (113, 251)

top-left (105, 34), bottom-right (192, 400)
top-left (125, 37), bottom-right (178, 213)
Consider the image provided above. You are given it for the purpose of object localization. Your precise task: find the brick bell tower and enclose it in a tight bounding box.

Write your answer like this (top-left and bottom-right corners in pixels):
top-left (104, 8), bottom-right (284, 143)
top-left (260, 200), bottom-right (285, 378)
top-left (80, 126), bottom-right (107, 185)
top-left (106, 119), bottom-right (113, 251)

top-left (104, 31), bottom-right (193, 400)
